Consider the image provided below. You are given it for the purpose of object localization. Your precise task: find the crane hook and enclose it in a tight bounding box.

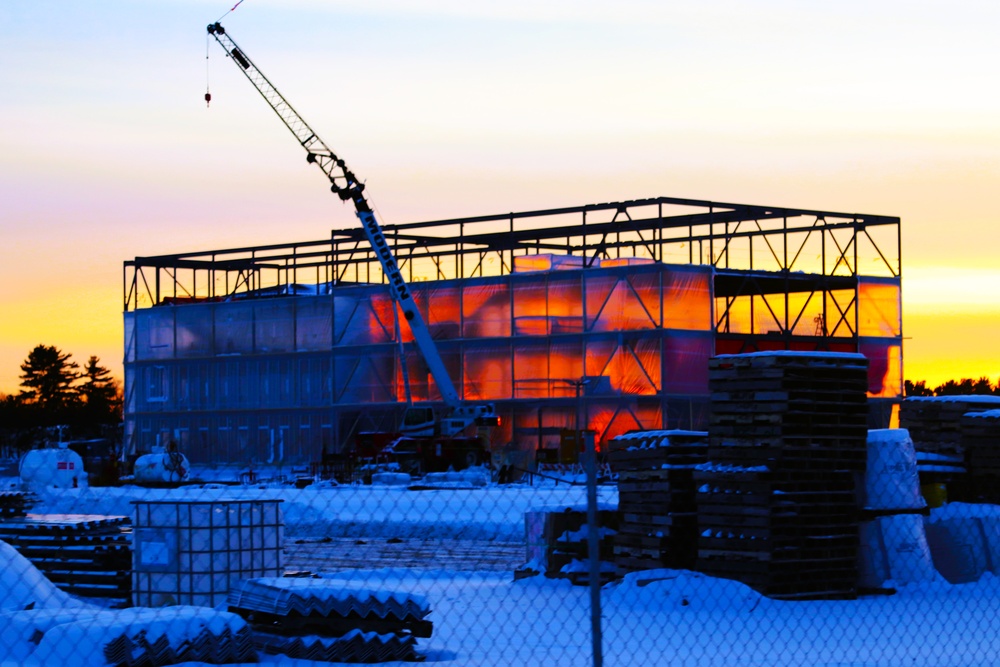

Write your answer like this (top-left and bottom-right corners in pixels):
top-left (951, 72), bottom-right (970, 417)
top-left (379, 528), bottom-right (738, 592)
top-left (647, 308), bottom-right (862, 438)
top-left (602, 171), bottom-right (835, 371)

top-left (205, 92), bottom-right (212, 108)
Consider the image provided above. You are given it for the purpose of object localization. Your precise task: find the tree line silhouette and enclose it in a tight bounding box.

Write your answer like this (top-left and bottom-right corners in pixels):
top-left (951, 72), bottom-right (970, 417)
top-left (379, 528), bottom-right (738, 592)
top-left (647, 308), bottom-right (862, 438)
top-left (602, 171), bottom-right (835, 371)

top-left (904, 377), bottom-right (1000, 397)
top-left (0, 344), bottom-right (122, 452)
top-left (0, 343), bottom-right (994, 452)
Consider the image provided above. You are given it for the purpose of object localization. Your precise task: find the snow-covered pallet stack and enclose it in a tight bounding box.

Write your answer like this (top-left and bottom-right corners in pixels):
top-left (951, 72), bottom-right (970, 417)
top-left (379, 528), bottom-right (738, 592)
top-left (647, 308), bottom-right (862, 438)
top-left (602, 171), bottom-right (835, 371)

top-left (695, 352), bottom-right (869, 600)
top-left (519, 508), bottom-right (618, 584)
top-left (901, 396), bottom-right (1000, 457)
top-left (228, 577), bottom-right (432, 662)
top-left (0, 514), bottom-right (131, 604)
top-left (607, 430), bottom-right (708, 574)
top-left (960, 409), bottom-right (1000, 502)
top-left (901, 396), bottom-right (1000, 501)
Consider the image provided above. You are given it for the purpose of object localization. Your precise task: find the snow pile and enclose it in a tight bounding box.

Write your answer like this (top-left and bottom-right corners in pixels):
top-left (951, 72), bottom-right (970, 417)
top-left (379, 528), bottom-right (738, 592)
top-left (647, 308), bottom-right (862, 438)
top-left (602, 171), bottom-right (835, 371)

top-left (0, 541), bottom-right (84, 612)
top-left (421, 467), bottom-right (491, 487)
top-left (964, 408), bottom-right (1000, 418)
top-left (0, 606), bottom-right (253, 666)
top-left (370, 472), bottom-right (412, 486)
top-left (906, 395), bottom-right (1000, 405)
top-left (604, 568), bottom-right (765, 613)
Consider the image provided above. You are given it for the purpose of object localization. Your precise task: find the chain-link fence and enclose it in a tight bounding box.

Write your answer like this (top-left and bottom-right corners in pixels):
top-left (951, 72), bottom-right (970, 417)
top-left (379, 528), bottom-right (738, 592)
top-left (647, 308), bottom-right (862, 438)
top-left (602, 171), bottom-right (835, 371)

top-left (3, 356), bottom-right (1000, 666)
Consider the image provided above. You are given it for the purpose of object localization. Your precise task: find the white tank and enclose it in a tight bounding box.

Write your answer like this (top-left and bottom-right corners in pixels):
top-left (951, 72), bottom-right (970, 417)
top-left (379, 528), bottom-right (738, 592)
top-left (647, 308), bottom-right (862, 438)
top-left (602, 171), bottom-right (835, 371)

top-left (133, 447), bottom-right (190, 484)
top-left (19, 446), bottom-right (87, 492)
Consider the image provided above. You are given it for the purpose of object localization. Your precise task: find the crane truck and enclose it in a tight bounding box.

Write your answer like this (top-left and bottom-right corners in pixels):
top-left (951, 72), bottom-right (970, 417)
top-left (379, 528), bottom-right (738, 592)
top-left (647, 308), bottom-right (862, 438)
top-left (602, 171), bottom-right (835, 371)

top-left (206, 23), bottom-right (497, 475)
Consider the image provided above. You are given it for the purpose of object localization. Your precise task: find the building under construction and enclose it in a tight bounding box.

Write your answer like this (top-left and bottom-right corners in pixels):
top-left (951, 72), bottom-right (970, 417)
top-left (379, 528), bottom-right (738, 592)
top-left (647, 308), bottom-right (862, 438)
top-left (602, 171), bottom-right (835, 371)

top-left (122, 196), bottom-right (902, 468)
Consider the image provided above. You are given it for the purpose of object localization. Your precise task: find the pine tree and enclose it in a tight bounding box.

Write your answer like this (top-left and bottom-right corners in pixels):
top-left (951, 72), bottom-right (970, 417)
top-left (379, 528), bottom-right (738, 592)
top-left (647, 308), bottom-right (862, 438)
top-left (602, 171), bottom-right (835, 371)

top-left (79, 356), bottom-right (122, 425)
top-left (904, 379), bottom-right (933, 397)
top-left (18, 345), bottom-right (80, 413)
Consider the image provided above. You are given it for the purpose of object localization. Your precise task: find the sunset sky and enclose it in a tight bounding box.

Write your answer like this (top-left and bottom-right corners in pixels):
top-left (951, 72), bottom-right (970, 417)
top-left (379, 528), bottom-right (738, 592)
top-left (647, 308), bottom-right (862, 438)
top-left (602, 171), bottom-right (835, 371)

top-left (1, 1), bottom-right (998, 396)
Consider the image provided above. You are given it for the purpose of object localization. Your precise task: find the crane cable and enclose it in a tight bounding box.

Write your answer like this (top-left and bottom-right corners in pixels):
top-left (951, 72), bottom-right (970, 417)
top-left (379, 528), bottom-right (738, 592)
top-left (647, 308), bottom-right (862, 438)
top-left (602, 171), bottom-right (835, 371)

top-left (216, 0), bottom-right (246, 22)
top-left (205, 33), bottom-right (212, 107)
top-left (206, 0), bottom-right (248, 107)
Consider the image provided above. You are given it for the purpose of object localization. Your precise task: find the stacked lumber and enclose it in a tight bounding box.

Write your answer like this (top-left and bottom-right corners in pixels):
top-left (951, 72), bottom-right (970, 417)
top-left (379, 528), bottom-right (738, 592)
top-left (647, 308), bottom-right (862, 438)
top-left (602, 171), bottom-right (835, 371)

top-left (0, 514), bottom-right (131, 603)
top-left (519, 507), bottom-right (618, 585)
top-left (607, 430), bottom-right (708, 574)
top-left (696, 352), bottom-right (869, 600)
top-left (228, 577), bottom-right (432, 662)
top-left (960, 409), bottom-right (1000, 502)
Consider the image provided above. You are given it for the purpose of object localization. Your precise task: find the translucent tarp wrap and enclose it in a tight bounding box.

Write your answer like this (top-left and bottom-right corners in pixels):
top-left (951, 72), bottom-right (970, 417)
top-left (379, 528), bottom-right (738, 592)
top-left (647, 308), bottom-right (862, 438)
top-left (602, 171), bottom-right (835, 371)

top-left (296, 298), bottom-right (333, 351)
top-left (122, 261), bottom-right (899, 457)
top-left (174, 303), bottom-right (214, 357)
top-left (861, 339), bottom-right (903, 398)
top-left (859, 277), bottom-right (902, 338)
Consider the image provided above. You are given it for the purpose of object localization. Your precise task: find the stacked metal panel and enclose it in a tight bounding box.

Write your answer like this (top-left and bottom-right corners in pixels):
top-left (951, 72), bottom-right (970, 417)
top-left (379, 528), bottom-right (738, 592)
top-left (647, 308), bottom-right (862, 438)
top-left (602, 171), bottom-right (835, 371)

top-left (102, 623), bottom-right (256, 666)
top-left (607, 430), bottom-right (708, 574)
top-left (696, 352), bottom-right (869, 599)
top-left (0, 514), bottom-right (131, 603)
top-left (3, 607), bottom-right (255, 667)
top-left (251, 629), bottom-right (419, 663)
top-left (228, 577), bottom-right (432, 662)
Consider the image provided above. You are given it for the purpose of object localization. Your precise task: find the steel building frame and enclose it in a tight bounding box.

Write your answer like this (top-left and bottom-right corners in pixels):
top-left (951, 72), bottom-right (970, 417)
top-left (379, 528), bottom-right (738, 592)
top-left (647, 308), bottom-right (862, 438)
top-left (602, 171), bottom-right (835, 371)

top-left (122, 196), bottom-right (901, 465)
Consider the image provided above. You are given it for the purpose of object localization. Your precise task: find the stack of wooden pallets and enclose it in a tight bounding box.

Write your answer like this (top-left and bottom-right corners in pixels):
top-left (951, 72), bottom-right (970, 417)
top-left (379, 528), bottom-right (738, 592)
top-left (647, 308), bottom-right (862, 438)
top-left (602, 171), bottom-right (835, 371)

top-left (901, 396), bottom-right (1000, 457)
top-left (696, 352), bottom-right (869, 600)
top-left (0, 514), bottom-right (132, 604)
top-left (607, 430), bottom-right (708, 574)
top-left (901, 396), bottom-right (1000, 500)
top-left (960, 409), bottom-right (1000, 502)
top-left (518, 507), bottom-right (618, 584)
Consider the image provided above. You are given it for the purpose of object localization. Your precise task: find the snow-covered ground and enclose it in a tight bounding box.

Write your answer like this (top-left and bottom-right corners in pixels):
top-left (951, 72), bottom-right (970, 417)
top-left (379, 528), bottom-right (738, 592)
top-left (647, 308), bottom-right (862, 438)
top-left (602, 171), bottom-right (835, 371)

top-left (3, 476), bottom-right (1000, 666)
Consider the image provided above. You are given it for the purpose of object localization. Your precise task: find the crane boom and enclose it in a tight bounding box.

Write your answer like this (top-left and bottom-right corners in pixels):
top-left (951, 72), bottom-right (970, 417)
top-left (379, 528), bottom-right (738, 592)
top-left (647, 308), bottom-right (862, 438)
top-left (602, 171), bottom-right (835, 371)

top-left (207, 22), bottom-right (494, 434)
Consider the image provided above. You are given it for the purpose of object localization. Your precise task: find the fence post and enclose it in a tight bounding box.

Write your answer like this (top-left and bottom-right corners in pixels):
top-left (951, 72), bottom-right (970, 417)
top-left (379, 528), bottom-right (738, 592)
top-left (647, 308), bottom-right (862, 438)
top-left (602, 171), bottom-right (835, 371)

top-left (584, 429), bottom-right (603, 667)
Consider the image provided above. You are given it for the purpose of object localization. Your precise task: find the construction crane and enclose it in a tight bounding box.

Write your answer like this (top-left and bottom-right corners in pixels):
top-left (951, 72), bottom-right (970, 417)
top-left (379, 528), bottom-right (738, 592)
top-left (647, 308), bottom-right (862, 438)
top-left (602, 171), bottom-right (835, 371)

top-left (206, 23), bottom-right (496, 453)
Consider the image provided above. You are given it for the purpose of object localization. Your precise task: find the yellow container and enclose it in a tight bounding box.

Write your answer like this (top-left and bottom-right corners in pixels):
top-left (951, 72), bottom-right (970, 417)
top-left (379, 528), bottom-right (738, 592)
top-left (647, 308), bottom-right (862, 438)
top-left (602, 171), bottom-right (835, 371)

top-left (922, 483), bottom-right (947, 509)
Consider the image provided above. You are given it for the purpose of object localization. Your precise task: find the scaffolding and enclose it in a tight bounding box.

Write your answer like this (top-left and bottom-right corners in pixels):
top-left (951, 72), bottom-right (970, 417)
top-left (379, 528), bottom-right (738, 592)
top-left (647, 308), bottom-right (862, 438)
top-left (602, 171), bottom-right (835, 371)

top-left (123, 196), bottom-right (901, 466)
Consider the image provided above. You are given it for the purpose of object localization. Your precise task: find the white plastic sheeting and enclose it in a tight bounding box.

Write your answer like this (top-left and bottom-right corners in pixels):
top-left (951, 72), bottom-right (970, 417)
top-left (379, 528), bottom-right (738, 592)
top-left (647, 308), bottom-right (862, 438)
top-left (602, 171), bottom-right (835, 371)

top-left (865, 429), bottom-right (926, 511)
top-left (858, 514), bottom-right (940, 588)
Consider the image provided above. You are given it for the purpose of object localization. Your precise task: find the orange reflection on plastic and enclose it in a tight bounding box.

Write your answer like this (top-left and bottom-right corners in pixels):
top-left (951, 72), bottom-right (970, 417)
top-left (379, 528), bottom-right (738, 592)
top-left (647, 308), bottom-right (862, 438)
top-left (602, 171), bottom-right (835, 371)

top-left (664, 268), bottom-right (712, 331)
top-left (861, 341), bottom-right (902, 398)
top-left (859, 279), bottom-right (902, 337)
top-left (463, 282), bottom-right (511, 338)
